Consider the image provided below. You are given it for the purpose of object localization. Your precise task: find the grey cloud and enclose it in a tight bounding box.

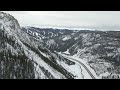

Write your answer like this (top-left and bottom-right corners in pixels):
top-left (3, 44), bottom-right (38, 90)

top-left (2, 11), bottom-right (120, 30)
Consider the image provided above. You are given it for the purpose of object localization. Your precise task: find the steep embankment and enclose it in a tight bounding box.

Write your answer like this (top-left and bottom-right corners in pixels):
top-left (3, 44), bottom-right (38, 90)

top-left (0, 12), bottom-right (86, 79)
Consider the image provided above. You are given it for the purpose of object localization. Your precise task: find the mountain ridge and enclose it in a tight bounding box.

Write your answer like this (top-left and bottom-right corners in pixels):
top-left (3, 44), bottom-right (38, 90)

top-left (1, 11), bottom-right (120, 79)
top-left (0, 12), bottom-right (86, 79)
top-left (22, 26), bottom-right (120, 79)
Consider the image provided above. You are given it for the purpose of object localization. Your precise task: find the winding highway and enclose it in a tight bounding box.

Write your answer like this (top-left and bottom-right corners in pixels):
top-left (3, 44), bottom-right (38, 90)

top-left (62, 54), bottom-right (96, 79)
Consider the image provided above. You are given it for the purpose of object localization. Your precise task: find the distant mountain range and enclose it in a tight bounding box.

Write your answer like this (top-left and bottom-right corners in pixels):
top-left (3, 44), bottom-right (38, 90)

top-left (22, 24), bottom-right (120, 31)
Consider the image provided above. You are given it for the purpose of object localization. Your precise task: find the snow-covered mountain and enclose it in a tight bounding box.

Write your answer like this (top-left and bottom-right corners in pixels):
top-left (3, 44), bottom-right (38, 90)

top-left (22, 27), bottom-right (79, 52)
top-left (0, 12), bottom-right (89, 79)
top-left (1, 11), bottom-right (120, 79)
top-left (22, 26), bottom-right (120, 79)
top-left (68, 31), bottom-right (120, 78)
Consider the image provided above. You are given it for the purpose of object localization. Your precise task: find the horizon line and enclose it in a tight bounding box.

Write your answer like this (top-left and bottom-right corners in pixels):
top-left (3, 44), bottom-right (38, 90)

top-left (21, 25), bottom-right (120, 31)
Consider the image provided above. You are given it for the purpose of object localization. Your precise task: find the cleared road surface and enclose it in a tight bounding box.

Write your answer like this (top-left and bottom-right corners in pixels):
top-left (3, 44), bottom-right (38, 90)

top-left (62, 54), bottom-right (96, 79)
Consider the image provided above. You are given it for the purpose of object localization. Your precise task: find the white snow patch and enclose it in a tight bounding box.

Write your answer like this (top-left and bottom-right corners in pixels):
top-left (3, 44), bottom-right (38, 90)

top-left (56, 59), bottom-right (84, 79)
top-left (74, 37), bottom-right (79, 40)
top-left (62, 36), bottom-right (71, 41)
top-left (60, 54), bottom-right (101, 79)
top-left (24, 48), bottom-right (65, 79)
top-left (63, 49), bottom-right (70, 55)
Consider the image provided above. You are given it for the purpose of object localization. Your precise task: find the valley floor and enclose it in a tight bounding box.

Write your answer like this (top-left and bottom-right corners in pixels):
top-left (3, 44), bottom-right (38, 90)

top-left (59, 52), bottom-right (101, 79)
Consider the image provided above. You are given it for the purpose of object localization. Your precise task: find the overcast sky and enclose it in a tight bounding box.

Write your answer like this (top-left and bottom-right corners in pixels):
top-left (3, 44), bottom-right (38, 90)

top-left (2, 11), bottom-right (120, 30)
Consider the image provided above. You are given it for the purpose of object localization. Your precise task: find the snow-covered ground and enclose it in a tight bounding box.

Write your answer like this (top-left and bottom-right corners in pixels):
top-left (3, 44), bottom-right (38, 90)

top-left (63, 49), bottom-right (70, 55)
top-left (56, 59), bottom-right (84, 79)
top-left (59, 53), bottom-right (101, 79)
top-left (62, 36), bottom-right (71, 41)
top-left (22, 43), bottom-right (66, 79)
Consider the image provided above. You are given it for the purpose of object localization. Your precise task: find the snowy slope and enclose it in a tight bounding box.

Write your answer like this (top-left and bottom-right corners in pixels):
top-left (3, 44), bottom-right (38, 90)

top-left (60, 54), bottom-right (100, 79)
top-left (21, 27), bottom-right (78, 52)
top-left (2, 12), bottom-right (120, 79)
top-left (68, 31), bottom-right (120, 78)
top-left (0, 12), bottom-right (89, 79)
top-left (22, 26), bottom-right (120, 79)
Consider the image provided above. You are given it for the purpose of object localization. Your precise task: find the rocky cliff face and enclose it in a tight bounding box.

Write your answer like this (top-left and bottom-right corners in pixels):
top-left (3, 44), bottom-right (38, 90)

top-left (0, 12), bottom-right (84, 79)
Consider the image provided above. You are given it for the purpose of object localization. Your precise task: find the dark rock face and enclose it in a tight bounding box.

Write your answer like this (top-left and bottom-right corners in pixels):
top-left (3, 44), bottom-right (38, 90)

top-left (0, 12), bottom-right (35, 79)
top-left (0, 12), bottom-right (79, 79)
